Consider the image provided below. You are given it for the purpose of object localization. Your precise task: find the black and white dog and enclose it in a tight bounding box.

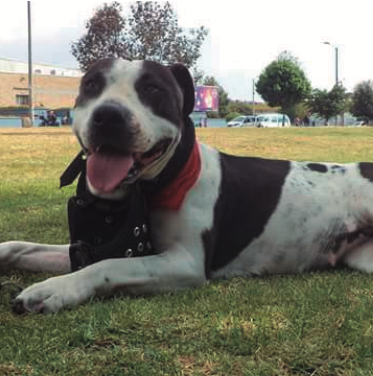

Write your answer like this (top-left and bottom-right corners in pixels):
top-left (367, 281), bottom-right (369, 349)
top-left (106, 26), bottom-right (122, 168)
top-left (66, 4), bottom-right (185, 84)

top-left (1, 58), bottom-right (373, 314)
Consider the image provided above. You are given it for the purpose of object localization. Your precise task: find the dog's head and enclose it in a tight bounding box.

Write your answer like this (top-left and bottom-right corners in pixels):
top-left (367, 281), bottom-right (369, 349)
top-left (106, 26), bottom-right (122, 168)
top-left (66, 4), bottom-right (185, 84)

top-left (73, 58), bottom-right (195, 199)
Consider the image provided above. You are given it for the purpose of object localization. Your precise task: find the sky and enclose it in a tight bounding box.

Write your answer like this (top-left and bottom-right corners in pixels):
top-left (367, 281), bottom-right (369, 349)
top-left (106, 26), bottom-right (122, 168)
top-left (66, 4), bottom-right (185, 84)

top-left (0, 1), bottom-right (373, 100)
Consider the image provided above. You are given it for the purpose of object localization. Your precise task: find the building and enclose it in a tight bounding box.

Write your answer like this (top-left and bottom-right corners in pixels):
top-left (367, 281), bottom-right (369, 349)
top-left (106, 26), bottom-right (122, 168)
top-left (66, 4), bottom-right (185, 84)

top-left (0, 58), bottom-right (82, 109)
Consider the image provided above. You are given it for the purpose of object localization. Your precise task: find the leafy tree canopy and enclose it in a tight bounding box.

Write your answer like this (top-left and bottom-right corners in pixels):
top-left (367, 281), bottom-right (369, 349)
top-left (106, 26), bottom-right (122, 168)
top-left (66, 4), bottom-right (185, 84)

top-left (256, 51), bottom-right (311, 113)
top-left (351, 81), bottom-right (373, 123)
top-left (308, 84), bottom-right (347, 123)
top-left (71, 1), bottom-right (208, 72)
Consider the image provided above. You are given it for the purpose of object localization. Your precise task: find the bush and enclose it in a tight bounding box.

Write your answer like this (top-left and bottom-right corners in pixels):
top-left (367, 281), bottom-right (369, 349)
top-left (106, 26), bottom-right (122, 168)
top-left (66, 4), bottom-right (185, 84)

top-left (226, 112), bottom-right (241, 122)
top-left (206, 112), bottom-right (220, 119)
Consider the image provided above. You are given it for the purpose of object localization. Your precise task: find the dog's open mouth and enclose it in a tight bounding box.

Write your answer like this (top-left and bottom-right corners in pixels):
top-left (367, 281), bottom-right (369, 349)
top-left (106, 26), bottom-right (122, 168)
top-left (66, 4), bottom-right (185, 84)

top-left (86, 139), bottom-right (172, 194)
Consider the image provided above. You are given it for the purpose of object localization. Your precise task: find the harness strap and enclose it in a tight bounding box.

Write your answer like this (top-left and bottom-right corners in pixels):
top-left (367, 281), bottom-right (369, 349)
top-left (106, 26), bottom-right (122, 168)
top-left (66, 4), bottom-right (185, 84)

top-left (60, 151), bottom-right (86, 189)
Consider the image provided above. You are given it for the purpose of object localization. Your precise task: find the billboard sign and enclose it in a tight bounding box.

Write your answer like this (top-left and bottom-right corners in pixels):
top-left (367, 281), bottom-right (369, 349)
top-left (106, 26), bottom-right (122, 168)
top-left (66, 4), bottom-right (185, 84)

top-left (194, 86), bottom-right (219, 112)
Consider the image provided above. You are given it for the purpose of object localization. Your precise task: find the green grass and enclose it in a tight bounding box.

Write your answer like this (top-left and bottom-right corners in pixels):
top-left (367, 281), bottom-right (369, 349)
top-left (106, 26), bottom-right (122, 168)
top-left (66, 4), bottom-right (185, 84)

top-left (2, 127), bottom-right (373, 375)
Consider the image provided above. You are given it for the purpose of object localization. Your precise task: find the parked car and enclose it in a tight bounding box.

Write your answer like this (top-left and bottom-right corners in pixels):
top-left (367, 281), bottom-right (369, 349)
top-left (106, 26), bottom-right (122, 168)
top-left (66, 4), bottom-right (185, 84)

top-left (227, 115), bottom-right (258, 128)
top-left (257, 113), bottom-right (291, 128)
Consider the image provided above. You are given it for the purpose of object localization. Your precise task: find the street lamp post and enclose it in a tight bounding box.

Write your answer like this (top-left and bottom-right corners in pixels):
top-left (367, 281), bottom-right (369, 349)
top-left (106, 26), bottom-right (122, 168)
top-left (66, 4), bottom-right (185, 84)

top-left (252, 78), bottom-right (255, 116)
top-left (323, 41), bottom-right (340, 125)
top-left (334, 46), bottom-right (339, 86)
top-left (28, 1), bottom-right (34, 126)
top-left (323, 41), bottom-right (339, 86)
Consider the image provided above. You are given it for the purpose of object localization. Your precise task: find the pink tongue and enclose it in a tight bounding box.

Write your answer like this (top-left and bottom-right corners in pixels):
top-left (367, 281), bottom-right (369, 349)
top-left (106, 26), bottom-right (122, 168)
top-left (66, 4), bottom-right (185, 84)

top-left (87, 153), bottom-right (134, 194)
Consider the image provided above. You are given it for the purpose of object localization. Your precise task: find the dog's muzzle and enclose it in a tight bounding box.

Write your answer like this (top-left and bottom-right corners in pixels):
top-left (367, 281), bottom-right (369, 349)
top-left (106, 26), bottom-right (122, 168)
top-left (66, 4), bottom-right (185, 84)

top-left (89, 101), bottom-right (135, 153)
top-left (79, 101), bottom-right (174, 195)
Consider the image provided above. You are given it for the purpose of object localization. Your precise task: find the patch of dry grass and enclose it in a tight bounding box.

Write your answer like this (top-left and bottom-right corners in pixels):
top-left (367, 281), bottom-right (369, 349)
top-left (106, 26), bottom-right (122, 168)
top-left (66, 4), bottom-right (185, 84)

top-left (196, 127), bottom-right (373, 162)
top-left (0, 128), bottom-right (78, 184)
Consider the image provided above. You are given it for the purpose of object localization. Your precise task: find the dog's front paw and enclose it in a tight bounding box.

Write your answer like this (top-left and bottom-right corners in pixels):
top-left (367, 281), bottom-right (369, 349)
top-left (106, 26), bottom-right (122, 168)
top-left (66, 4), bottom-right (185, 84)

top-left (12, 275), bottom-right (92, 314)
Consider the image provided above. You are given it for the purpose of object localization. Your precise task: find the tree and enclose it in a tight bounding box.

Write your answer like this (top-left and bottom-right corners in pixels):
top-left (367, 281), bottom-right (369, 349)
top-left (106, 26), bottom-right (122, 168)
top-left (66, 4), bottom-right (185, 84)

top-left (351, 81), bottom-right (373, 124)
top-left (192, 67), bottom-right (205, 86)
top-left (71, 2), bottom-right (128, 71)
top-left (277, 50), bottom-right (300, 64)
top-left (308, 84), bottom-right (347, 125)
top-left (202, 76), bottom-right (229, 118)
top-left (71, 1), bottom-right (208, 72)
top-left (256, 52), bottom-right (311, 116)
top-left (286, 103), bottom-right (309, 122)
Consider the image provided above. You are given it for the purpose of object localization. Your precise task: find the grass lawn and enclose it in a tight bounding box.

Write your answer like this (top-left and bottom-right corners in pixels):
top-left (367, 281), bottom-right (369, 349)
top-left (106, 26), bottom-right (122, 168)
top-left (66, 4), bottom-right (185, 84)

top-left (1, 127), bottom-right (373, 375)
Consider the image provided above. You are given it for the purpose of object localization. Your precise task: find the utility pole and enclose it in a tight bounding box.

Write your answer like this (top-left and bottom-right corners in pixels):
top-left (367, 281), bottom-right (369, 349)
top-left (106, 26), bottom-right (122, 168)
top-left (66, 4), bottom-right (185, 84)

top-left (333, 45), bottom-right (339, 126)
top-left (28, 1), bottom-right (34, 126)
top-left (252, 79), bottom-right (255, 116)
top-left (323, 41), bottom-right (340, 125)
top-left (335, 46), bottom-right (339, 87)
top-left (323, 41), bottom-right (339, 87)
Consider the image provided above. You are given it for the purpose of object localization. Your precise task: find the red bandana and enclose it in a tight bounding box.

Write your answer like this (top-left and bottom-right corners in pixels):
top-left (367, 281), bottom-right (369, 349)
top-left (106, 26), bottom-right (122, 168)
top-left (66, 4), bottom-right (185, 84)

top-left (149, 142), bottom-right (202, 211)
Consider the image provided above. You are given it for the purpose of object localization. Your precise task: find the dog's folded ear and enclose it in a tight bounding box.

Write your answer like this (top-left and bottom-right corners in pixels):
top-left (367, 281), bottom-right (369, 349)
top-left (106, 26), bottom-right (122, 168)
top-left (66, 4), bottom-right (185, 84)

top-left (170, 64), bottom-right (195, 116)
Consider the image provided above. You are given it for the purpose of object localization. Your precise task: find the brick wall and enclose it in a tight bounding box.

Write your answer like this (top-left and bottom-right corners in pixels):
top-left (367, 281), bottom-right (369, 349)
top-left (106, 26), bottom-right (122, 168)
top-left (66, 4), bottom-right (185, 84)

top-left (0, 72), bottom-right (81, 108)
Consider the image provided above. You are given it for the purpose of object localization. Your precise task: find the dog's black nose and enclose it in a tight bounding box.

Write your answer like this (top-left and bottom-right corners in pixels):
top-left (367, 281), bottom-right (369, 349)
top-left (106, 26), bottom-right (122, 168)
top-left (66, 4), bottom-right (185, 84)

top-left (92, 101), bottom-right (132, 128)
top-left (89, 101), bottom-right (134, 150)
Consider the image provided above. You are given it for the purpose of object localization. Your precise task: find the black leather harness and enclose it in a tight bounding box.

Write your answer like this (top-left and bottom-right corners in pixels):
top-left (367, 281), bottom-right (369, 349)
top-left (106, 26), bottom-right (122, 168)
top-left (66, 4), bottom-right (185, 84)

top-left (61, 153), bottom-right (154, 271)
top-left (60, 116), bottom-right (196, 272)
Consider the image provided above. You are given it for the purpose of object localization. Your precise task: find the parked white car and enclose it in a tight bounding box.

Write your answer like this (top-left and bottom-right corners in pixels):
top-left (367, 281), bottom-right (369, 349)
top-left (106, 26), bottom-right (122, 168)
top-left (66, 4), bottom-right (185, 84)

top-left (227, 115), bottom-right (258, 128)
top-left (228, 113), bottom-right (291, 128)
top-left (257, 113), bottom-right (291, 128)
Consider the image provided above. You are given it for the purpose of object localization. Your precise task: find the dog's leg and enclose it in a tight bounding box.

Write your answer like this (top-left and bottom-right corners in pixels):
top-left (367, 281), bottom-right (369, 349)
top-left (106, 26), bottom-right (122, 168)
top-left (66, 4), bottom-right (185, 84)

top-left (343, 240), bottom-right (373, 273)
top-left (0, 242), bottom-right (70, 273)
top-left (12, 246), bottom-right (206, 314)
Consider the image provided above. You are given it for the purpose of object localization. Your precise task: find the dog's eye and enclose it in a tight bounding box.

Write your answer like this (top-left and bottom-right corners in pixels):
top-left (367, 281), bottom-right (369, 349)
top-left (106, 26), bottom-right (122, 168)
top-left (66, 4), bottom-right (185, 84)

top-left (84, 79), bottom-right (98, 93)
top-left (144, 84), bottom-right (161, 95)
